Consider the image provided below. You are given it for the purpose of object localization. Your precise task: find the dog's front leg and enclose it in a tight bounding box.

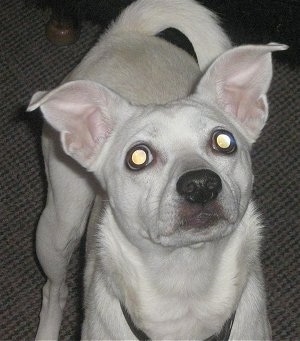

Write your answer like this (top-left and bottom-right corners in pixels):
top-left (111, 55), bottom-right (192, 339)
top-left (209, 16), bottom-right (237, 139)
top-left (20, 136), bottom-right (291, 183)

top-left (35, 127), bottom-right (95, 340)
top-left (231, 269), bottom-right (272, 340)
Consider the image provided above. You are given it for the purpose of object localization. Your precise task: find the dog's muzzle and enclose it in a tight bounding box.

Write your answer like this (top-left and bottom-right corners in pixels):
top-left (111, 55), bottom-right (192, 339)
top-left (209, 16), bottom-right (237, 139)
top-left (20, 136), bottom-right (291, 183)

top-left (176, 169), bottom-right (222, 205)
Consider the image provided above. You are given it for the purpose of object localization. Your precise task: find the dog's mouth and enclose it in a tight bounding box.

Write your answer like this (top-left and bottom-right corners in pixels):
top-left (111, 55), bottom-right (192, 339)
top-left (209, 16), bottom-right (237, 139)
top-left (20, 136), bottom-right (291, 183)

top-left (177, 211), bottom-right (221, 231)
top-left (144, 195), bottom-right (238, 247)
top-left (150, 211), bottom-right (229, 247)
top-left (176, 201), bottom-right (225, 231)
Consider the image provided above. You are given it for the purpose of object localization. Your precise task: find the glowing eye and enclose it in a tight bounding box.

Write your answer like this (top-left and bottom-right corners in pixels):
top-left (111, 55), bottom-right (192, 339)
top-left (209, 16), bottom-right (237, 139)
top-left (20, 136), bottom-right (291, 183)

top-left (212, 129), bottom-right (237, 154)
top-left (216, 134), bottom-right (231, 149)
top-left (126, 144), bottom-right (153, 170)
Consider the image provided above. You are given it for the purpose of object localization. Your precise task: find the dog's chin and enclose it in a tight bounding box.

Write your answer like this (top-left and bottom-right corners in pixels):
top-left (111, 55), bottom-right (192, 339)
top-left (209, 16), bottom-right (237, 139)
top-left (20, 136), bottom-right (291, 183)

top-left (150, 218), bottom-right (236, 248)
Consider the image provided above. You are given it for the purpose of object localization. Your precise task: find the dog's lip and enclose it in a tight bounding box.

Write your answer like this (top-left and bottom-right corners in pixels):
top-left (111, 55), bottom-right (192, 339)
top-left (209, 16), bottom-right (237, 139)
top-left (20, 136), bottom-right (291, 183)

top-left (178, 211), bottom-right (221, 230)
top-left (176, 200), bottom-right (224, 230)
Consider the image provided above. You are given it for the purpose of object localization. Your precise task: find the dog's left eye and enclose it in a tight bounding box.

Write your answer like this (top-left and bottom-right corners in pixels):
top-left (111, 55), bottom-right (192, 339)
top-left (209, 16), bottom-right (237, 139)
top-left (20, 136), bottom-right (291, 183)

top-left (126, 144), bottom-right (153, 170)
top-left (211, 129), bottom-right (237, 154)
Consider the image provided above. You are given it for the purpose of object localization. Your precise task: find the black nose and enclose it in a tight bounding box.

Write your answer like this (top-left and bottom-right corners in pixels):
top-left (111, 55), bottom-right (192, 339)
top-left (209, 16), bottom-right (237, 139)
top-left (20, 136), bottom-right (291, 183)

top-left (176, 169), bottom-right (222, 204)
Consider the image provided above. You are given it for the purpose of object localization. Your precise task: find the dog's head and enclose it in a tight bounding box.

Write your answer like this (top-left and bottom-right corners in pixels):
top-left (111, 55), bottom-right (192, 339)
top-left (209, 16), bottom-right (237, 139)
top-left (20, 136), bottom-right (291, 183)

top-left (28, 44), bottom-right (286, 247)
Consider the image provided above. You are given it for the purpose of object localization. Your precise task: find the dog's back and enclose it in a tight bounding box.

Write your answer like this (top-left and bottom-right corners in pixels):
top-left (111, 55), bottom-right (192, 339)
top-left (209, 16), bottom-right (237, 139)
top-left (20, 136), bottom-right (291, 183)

top-left (109, 0), bottom-right (230, 70)
top-left (64, 0), bottom-right (231, 105)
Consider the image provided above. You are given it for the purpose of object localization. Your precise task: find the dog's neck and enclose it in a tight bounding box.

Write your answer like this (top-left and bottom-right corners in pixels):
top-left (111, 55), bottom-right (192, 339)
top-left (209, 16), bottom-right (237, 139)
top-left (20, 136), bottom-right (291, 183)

top-left (97, 203), bottom-right (260, 339)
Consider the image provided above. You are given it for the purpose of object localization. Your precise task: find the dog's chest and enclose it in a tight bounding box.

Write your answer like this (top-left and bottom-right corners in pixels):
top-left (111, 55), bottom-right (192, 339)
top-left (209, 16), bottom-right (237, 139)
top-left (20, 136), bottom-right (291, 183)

top-left (99, 214), bottom-right (243, 339)
top-left (115, 248), bottom-right (239, 340)
top-left (135, 289), bottom-right (227, 339)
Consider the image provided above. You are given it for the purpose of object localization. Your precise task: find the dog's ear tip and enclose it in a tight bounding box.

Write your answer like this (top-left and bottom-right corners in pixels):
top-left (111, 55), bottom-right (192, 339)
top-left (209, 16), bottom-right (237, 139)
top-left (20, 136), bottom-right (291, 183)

top-left (229, 43), bottom-right (289, 56)
top-left (267, 42), bottom-right (289, 51)
top-left (26, 104), bottom-right (37, 112)
top-left (27, 90), bottom-right (49, 113)
top-left (27, 99), bottom-right (43, 113)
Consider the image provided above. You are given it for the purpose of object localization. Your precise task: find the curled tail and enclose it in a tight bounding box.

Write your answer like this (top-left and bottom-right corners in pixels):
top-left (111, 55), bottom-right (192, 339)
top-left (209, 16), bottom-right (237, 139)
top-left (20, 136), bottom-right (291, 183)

top-left (109, 0), bottom-right (231, 70)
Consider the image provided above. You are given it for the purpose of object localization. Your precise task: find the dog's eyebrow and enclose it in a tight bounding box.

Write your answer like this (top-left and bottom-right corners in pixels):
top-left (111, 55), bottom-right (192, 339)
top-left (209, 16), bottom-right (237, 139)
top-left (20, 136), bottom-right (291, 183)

top-left (124, 121), bottom-right (160, 144)
top-left (145, 124), bottom-right (159, 138)
top-left (134, 121), bottom-right (159, 138)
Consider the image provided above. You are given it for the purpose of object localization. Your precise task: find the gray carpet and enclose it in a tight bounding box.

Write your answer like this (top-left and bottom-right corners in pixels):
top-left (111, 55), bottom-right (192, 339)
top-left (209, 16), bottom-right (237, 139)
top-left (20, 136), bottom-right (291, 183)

top-left (0, 0), bottom-right (299, 340)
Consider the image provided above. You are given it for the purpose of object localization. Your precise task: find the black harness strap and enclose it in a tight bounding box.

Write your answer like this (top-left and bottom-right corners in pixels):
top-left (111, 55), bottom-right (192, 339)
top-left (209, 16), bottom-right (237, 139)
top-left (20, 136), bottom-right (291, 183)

top-left (205, 311), bottom-right (236, 341)
top-left (120, 302), bottom-right (236, 341)
top-left (121, 303), bottom-right (150, 341)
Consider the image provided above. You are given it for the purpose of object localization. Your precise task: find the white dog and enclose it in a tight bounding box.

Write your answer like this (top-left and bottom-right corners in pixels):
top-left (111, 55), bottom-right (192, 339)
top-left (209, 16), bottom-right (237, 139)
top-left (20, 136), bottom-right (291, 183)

top-left (28, 0), bottom-right (286, 339)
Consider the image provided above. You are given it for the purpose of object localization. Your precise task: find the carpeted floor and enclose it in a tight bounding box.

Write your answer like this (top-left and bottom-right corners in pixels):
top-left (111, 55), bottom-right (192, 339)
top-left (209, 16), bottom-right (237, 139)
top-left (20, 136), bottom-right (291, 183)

top-left (0, 1), bottom-right (299, 340)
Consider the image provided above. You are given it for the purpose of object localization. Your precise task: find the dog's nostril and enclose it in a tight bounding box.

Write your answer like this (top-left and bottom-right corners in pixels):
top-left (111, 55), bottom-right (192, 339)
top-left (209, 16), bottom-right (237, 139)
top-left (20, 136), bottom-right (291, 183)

top-left (183, 182), bottom-right (196, 194)
top-left (207, 179), bottom-right (219, 190)
top-left (176, 169), bottom-right (222, 204)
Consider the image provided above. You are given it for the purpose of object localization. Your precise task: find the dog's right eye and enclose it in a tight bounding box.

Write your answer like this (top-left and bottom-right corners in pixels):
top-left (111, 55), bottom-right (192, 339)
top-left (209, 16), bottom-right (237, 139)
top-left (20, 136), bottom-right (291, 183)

top-left (126, 144), bottom-right (153, 170)
top-left (211, 129), bottom-right (237, 154)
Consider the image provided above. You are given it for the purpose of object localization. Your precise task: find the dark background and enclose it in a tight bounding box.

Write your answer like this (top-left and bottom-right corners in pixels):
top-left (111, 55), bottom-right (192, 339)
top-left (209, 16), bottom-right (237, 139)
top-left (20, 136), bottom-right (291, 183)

top-left (0, 0), bottom-right (299, 339)
top-left (27, 0), bottom-right (299, 65)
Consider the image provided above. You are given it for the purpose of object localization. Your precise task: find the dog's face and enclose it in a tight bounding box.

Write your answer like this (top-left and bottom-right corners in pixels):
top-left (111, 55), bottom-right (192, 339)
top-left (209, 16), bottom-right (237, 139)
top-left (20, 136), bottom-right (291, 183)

top-left (98, 102), bottom-right (253, 246)
top-left (28, 44), bottom-right (286, 247)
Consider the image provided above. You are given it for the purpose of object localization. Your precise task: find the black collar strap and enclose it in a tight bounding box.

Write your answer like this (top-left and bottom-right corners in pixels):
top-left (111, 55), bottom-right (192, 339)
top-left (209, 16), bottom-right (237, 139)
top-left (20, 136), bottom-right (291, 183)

top-left (120, 302), bottom-right (236, 341)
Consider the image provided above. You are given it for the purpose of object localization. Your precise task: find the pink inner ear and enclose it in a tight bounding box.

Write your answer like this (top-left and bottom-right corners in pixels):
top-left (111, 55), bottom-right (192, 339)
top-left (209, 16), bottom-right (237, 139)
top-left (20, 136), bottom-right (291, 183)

top-left (195, 44), bottom-right (287, 140)
top-left (221, 85), bottom-right (241, 119)
top-left (224, 59), bottom-right (262, 86)
top-left (61, 110), bottom-right (112, 163)
top-left (223, 85), bottom-right (262, 119)
top-left (87, 111), bottom-right (112, 144)
top-left (61, 112), bottom-right (112, 167)
top-left (222, 85), bottom-right (256, 121)
top-left (221, 82), bottom-right (268, 135)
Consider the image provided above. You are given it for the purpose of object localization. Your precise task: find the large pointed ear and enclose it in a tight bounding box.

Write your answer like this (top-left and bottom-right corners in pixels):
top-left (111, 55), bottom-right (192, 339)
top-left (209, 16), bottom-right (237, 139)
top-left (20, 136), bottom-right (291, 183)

top-left (193, 43), bottom-right (288, 142)
top-left (27, 80), bottom-right (132, 170)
